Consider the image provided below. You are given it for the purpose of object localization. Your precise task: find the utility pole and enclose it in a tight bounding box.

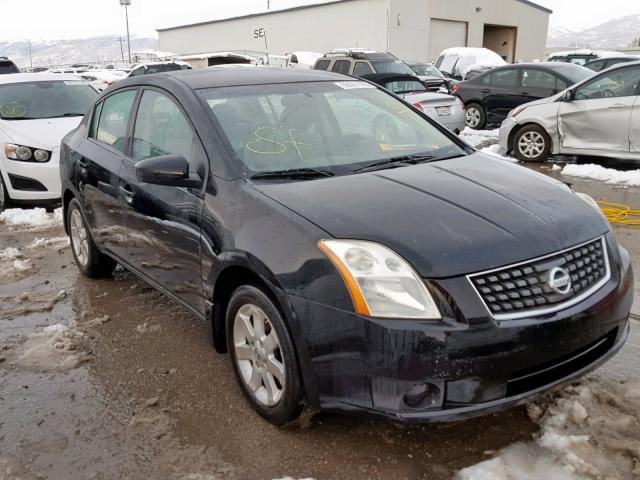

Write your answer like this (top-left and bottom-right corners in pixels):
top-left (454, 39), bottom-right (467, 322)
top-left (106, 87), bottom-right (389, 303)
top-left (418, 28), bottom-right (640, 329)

top-left (118, 37), bottom-right (125, 62)
top-left (27, 40), bottom-right (33, 70)
top-left (119, 0), bottom-right (132, 63)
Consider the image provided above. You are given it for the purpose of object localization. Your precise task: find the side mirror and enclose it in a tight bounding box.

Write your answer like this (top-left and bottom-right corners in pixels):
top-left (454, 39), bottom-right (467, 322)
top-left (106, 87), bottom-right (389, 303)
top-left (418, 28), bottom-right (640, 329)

top-left (562, 89), bottom-right (575, 102)
top-left (136, 154), bottom-right (202, 188)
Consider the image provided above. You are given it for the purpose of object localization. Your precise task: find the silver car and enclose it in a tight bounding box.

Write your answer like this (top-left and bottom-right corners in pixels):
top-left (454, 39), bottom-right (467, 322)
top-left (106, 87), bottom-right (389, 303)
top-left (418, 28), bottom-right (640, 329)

top-left (500, 61), bottom-right (640, 162)
top-left (364, 73), bottom-right (466, 133)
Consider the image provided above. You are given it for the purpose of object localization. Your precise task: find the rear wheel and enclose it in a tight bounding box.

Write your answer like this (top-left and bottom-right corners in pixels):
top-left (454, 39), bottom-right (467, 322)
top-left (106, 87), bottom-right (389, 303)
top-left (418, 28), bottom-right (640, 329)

top-left (226, 285), bottom-right (303, 425)
top-left (514, 124), bottom-right (551, 163)
top-left (67, 198), bottom-right (117, 278)
top-left (465, 103), bottom-right (486, 129)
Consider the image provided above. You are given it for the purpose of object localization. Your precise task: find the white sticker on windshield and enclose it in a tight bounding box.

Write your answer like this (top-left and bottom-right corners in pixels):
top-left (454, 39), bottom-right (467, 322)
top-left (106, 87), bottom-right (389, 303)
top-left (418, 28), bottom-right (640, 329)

top-left (334, 81), bottom-right (375, 90)
top-left (64, 80), bottom-right (85, 85)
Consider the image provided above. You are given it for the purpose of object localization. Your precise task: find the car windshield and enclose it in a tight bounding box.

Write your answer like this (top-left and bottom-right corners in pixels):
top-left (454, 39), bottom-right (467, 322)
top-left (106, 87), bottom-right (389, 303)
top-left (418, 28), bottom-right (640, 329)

top-left (0, 80), bottom-right (98, 120)
top-left (199, 80), bottom-right (465, 177)
top-left (410, 64), bottom-right (444, 78)
top-left (371, 60), bottom-right (415, 75)
top-left (556, 64), bottom-right (594, 84)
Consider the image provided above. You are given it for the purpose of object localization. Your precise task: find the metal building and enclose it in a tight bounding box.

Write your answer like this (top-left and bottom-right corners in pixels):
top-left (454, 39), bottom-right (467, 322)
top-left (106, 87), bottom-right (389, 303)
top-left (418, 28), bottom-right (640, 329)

top-left (158, 0), bottom-right (551, 64)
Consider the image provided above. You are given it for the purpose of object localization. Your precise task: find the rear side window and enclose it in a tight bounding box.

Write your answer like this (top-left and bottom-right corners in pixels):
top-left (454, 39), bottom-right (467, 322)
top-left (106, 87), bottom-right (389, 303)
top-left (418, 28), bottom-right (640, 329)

top-left (314, 59), bottom-right (330, 71)
top-left (521, 69), bottom-right (557, 89)
top-left (332, 60), bottom-right (351, 75)
top-left (353, 62), bottom-right (374, 76)
top-left (487, 68), bottom-right (518, 87)
top-left (586, 60), bottom-right (605, 72)
top-left (132, 90), bottom-right (195, 164)
top-left (93, 90), bottom-right (136, 153)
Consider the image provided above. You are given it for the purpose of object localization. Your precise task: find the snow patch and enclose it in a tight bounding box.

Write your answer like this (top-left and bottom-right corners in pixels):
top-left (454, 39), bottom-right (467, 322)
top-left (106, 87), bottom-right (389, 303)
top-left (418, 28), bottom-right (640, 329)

top-left (0, 207), bottom-right (62, 228)
top-left (480, 144), bottom-right (518, 163)
top-left (460, 128), bottom-right (500, 148)
top-left (562, 164), bottom-right (640, 186)
top-left (15, 321), bottom-right (86, 372)
top-left (28, 236), bottom-right (70, 249)
top-left (0, 247), bottom-right (20, 260)
top-left (457, 378), bottom-right (640, 480)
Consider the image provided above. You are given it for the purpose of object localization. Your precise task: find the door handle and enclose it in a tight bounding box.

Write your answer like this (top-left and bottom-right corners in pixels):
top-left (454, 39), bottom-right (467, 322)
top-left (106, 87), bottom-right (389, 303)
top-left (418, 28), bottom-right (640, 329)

top-left (481, 89), bottom-right (490, 94)
top-left (521, 92), bottom-right (531, 97)
top-left (119, 185), bottom-right (135, 204)
top-left (78, 158), bottom-right (88, 168)
top-left (608, 103), bottom-right (627, 109)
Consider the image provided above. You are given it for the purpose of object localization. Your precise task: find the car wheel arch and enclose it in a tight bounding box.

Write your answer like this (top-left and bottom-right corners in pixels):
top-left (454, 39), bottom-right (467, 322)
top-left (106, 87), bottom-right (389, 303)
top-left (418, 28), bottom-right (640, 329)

top-left (509, 122), bottom-right (554, 153)
top-left (62, 189), bottom-right (76, 235)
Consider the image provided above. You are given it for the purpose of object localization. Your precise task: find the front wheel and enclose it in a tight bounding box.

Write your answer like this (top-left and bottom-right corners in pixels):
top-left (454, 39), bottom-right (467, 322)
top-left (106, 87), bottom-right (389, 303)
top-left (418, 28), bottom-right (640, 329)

top-left (513, 125), bottom-right (551, 163)
top-left (67, 198), bottom-right (117, 278)
top-left (226, 285), bottom-right (303, 425)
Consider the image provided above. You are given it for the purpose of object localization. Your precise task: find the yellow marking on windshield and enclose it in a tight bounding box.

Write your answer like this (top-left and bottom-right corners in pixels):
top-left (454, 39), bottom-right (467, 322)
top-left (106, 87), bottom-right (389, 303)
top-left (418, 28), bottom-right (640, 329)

top-left (0, 102), bottom-right (27, 117)
top-left (245, 126), bottom-right (313, 160)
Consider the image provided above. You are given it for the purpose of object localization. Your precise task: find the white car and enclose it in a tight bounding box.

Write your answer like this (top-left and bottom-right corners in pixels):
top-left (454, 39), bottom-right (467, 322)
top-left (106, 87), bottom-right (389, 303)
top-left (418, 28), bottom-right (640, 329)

top-left (0, 73), bottom-right (99, 210)
top-left (287, 51), bottom-right (323, 69)
top-left (435, 47), bottom-right (507, 81)
top-left (78, 70), bottom-right (123, 91)
top-left (499, 61), bottom-right (640, 162)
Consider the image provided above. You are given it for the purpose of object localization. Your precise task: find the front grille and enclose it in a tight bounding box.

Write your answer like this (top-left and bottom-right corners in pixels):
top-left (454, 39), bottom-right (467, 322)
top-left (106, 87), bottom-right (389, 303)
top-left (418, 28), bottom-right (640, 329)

top-left (468, 237), bottom-right (610, 320)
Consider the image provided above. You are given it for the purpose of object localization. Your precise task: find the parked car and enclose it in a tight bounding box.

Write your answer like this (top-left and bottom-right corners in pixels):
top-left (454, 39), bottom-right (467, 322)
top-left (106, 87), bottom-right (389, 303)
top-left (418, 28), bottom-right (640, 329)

top-left (434, 47), bottom-right (507, 81)
top-left (0, 57), bottom-right (20, 75)
top-left (584, 56), bottom-right (640, 72)
top-left (363, 73), bottom-right (465, 133)
top-left (287, 51), bottom-right (323, 69)
top-left (313, 49), bottom-right (415, 77)
top-left (127, 61), bottom-right (192, 77)
top-left (454, 62), bottom-right (593, 129)
top-left (60, 67), bottom-right (631, 426)
top-left (500, 61), bottom-right (640, 163)
top-left (407, 62), bottom-right (449, 91)
top-left (78, 70), bottom-right (124, 91)
top-left (547, 50), bottom-right (624, 66)
top-left (0, 73), bottom-right (98, 210)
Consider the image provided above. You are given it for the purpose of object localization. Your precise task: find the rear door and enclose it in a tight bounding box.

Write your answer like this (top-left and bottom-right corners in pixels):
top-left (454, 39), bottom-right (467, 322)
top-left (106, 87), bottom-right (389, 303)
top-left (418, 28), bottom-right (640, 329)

top-left (518, 68), bottom-right (563, 103)
top-left (559, 65), bottom-right (640, 153)
top-left (479, 67), bottom-right (521, 123)
top-left (118, 88), bottom-right (207, 315)
top-left (78, 88), bottom-right (138, 260)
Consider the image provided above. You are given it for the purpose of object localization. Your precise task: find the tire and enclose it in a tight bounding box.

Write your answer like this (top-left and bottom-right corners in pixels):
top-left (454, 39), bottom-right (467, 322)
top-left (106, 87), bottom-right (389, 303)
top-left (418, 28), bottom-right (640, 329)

top-left (226, 285), bottom-right (303, 425)
top-left (0, 174), bottom-right (11, 212)
top-left (513, 124), bottom-right (551, 163)
top-left (67, 198), bottom-right (117, 278)
top-left (465, 102), bottom-right (486, 130)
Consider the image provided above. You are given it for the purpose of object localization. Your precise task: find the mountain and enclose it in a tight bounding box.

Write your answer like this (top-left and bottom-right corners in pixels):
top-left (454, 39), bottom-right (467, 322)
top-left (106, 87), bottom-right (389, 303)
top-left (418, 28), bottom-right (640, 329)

top-left (0, 35), bottom-right (159, 69)
top-left (548, 14), bottom-right (640, 49)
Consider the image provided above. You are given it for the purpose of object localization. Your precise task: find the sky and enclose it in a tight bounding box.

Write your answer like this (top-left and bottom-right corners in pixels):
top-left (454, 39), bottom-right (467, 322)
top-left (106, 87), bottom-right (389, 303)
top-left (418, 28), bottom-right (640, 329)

top-left (0, 0), bottom-right (638, 41)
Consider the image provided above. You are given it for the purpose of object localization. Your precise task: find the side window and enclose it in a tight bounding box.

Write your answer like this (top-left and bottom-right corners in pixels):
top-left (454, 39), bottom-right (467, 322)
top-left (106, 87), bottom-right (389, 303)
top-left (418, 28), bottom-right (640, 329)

top-left (588, 60), bottom-right (605, 72)
top-left (488, 69), bottom-right (518, 87)
top-left (353, 62), bottom-right (374, 76)
top-left (94, 90), bottom-right (136, 153)
top-left (88, 102), bottom-right (103, 139)
top-left (290, 55), bottom-right (298, 64)
top-left (557, 78), bottom-right (568, 91)
top-left (314, 59), bottom-right (330, 71)
top-left (130, 66), bottom-right (145, 76)
top-left (332, 60), bottom-right (351, 75)
top-left (132, 90), bottom-right (195, 164)
top-left (521, 69), bottom-right (557, 89)
top-left (575, 67), bottom-right (640, 100)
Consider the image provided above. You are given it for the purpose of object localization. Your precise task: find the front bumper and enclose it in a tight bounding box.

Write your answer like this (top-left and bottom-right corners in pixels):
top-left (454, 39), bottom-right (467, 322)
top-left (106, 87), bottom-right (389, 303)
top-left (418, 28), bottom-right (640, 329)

top-left (499, 116), bottom-right (519, 153)
top-left (289, 235), bottom-right (633, 422)
top-left (0, 147), bottom-right (61, 201)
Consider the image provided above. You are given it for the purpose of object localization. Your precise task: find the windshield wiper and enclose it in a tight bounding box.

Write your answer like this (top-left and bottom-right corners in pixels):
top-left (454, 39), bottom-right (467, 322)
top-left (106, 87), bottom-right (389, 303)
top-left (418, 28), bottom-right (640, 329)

top-left (250, 168), bottom-right (335, 180)
top-left (352, 154), bottom-right (435, 173)
top-left (49, 112), bottom-right (85, 118)
top-left (1, 116), bottom-right (39, 121)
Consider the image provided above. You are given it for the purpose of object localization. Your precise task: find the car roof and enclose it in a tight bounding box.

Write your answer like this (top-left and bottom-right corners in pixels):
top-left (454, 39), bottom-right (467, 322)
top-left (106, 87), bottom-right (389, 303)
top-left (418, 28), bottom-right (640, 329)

top-left (120, 66), bottom-right (351, 89)
top-left (585, 56), bottom-right (640, 63)
top-left (0, 72), bottom-right (82, 84)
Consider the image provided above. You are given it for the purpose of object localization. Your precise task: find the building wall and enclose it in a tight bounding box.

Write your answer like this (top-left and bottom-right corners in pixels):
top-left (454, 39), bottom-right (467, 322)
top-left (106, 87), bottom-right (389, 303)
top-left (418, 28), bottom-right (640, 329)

top-left (159, 0), bottom-right (391, 57)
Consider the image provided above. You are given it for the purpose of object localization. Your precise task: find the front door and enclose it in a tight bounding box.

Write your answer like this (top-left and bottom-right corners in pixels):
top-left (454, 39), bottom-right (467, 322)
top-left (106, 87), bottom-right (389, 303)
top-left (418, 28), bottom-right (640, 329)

top-left (518, 68), bottom-right (564, 103)
top-left (479, 67), bottom-right (521, 124)
top-left (559, 65), bottom-right (640, 153)
top-left (118, 88), bottom-right (207, 315)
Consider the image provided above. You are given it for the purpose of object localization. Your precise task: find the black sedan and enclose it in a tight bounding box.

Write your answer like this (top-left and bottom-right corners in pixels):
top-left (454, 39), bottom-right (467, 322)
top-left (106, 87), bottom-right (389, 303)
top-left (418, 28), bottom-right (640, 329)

top-left (60, 67), bottom-right (632, 425)
top-left (453, 62), bottom-right (593, 129)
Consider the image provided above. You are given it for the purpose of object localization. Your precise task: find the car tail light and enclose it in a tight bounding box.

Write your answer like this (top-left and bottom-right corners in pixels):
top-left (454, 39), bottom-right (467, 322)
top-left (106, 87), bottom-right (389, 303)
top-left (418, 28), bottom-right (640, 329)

top-left (413, 102), bottom-right (424, 111)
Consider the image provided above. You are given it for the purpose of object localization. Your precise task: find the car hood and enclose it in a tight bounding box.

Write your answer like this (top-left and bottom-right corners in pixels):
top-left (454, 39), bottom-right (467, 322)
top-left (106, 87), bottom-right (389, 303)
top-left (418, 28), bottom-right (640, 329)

top-left (252, 154), bottom-right (609, 278)
top-left (0, 117), bottom-right (82, 149)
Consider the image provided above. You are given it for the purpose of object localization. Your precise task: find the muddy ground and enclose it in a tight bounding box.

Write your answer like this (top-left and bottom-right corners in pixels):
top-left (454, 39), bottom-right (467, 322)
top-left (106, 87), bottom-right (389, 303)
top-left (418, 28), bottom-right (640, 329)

top-left (0, 165), bottom-right (639, 480)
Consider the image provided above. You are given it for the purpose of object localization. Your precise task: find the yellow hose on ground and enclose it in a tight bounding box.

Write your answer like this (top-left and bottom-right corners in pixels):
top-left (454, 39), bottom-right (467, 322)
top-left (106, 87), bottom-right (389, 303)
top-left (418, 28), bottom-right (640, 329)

top-left (597, 201), bottom-right (640, 226)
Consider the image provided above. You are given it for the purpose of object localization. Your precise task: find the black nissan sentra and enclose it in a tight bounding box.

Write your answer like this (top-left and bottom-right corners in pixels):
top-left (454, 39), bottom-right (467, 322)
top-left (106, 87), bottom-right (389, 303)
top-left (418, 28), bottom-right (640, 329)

top-left (60, 67), bottom-right (633, 425)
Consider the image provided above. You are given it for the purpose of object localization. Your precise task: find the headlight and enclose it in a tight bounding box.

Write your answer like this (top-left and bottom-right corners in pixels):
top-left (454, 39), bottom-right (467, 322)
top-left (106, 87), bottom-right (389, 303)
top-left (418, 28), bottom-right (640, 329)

top-left (509, 105), bottom-right (528, 118)
top-left (318, 239), bottom-right (441, 319)
top-left (4, 143), bottom-right (50, 162)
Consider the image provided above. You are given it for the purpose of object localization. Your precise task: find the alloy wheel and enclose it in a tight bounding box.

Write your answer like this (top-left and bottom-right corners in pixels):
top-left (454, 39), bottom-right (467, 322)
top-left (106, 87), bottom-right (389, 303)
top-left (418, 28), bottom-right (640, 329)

top-left (518, 131), bottom-right (546, 159)
top-left (465, 107), bottom-right (481, 128)
top-left (70, 208), bottom-right (90, 267)
top-left (233, 303), bottom-right (286, 407)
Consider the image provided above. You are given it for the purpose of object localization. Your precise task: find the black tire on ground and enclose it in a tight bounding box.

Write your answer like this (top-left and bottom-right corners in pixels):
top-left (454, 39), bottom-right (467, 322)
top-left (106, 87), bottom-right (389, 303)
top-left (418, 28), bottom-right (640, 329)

top-left (66, 198), bottom-right (117, 278)
top-left (513, 124), bottom-right (552, 163)
top-left (0, 175), bottom-right (11, 212)
top-left (465, 102), bottom-right (487, 130)
top-left (226, 285), bottom-right (304, 426)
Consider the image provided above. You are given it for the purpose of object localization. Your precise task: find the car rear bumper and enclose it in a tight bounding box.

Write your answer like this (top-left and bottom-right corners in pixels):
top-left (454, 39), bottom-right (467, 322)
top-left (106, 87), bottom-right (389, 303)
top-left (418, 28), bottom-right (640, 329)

top-left (424, 108), bottom-right (466, 133)
top-left (0, 147), bottom-right (61, 201)
top-left (289, 237), bottom-right (633, 422)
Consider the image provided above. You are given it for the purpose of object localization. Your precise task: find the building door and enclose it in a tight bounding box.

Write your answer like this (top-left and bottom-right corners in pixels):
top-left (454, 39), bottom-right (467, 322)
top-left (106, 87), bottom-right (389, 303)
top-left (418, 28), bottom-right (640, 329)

top-left (483, 25), bottom-right (517, 62)
top-left (429, 19), bottom-right (467, 61)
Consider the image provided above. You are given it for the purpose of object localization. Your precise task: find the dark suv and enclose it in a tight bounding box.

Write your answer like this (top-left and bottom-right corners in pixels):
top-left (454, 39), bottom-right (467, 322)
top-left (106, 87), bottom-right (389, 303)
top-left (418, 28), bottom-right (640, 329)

top-left (0, 57), bottom-right (20, 74)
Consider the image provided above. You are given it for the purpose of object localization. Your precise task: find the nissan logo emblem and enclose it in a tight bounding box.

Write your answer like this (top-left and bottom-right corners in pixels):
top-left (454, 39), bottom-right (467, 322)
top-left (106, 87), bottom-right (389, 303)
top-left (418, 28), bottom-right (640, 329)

top-left (548, 267), bottom-right (572, 295)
